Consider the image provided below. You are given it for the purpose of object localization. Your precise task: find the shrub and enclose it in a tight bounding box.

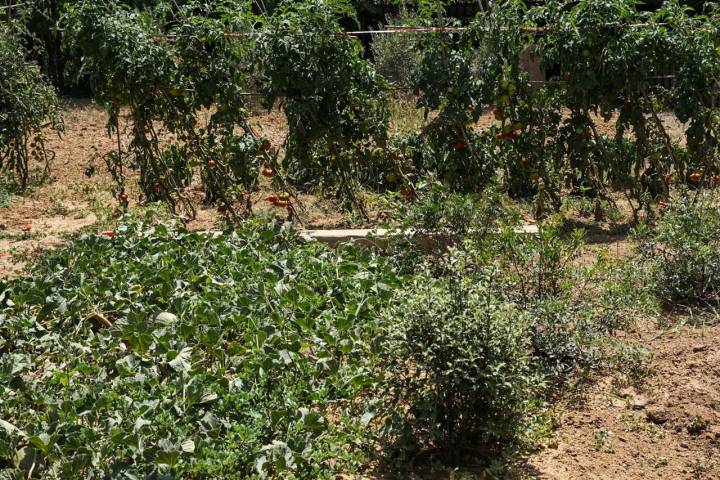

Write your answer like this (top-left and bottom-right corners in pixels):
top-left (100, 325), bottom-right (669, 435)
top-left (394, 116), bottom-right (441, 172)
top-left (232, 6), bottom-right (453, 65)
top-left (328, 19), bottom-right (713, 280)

top-left (395, 180), bottom-right (512, 236)
top-left (607, 341), bottom-right (653, 385)
top-left (370, 12), bottom-right (421, 88)
top-left (0, 24), bottom-right (62, 189)
top-left (525, 298), bottom-right (601, 381)
top-left (639, 193), bottom-right (720, 307)
top-left (379, 267), bottom-right (541, 466)
top-left (482, 220), bottom-right (586, 306)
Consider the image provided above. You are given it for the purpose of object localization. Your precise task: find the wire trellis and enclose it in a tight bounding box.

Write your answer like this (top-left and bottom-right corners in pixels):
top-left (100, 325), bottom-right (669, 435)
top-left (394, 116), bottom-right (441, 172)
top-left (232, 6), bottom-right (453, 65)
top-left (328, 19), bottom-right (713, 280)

top-left (151, 21), bottom-right (692, 42)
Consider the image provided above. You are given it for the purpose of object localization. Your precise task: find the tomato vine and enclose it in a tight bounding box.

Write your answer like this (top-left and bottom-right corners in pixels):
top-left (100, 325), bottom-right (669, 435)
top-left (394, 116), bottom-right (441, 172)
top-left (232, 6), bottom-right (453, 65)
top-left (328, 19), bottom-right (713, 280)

top-left (0, 23), bottom-right (62, 190)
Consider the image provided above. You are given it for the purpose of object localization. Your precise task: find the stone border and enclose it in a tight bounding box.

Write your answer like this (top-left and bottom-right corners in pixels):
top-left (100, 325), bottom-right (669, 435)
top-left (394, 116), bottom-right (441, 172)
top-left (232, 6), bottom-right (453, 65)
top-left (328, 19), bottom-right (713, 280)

top-left (299, 225), bottom-right (539, 247)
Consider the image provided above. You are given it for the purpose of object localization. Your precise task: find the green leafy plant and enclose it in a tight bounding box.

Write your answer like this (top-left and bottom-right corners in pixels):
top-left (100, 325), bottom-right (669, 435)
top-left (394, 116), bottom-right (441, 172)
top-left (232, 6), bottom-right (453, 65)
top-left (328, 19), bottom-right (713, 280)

top-left (259, 0), bottom-right (389, 217)
top-left (66, 1), bottom-right (273, 221)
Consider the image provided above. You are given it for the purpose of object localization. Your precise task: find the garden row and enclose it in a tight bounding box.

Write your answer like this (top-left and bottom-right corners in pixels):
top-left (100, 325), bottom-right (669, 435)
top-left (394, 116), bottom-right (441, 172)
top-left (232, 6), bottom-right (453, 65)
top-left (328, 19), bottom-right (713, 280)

top-left (3, 0), bottom-right (720, 223)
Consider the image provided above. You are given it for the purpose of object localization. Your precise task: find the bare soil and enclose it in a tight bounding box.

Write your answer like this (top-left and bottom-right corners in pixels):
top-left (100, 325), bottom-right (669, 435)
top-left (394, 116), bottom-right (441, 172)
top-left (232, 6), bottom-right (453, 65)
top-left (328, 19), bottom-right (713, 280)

top-left (523, 319), bottom-right (720, 480)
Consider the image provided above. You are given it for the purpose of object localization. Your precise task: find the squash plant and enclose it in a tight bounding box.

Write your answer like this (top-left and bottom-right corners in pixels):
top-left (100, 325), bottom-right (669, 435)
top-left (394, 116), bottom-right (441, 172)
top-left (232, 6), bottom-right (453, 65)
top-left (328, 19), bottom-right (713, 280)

top-left (0, 217), bottom-right (404, 478)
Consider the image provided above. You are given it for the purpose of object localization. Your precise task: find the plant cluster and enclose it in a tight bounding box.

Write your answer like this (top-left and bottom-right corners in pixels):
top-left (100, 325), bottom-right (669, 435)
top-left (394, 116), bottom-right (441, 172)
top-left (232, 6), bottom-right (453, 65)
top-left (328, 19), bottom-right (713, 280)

top-left (0, 192), bottom-right (676, 476)
top-left (44, 0), bottom-right (720, 222)
top-left (259, 0), bottom-right (389, 217)
top-left (379, 266), bottom-right (541, 468)
top-left (404, 0), bottom-right (720, 219)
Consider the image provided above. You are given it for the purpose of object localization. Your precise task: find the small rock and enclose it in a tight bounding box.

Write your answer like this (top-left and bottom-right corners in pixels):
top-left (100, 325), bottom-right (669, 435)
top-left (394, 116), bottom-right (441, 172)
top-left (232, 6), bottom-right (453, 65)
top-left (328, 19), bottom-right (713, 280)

top-left (679, 441), bottom-right (688, 449)
top-left (646, 406), bottom-right (669, 425)
top-left (633, 395), bottom-right (650, 410)
top-left (619, 387), bottom-right (635, 398)
top-left (692, 345), bottom-right (708, 353)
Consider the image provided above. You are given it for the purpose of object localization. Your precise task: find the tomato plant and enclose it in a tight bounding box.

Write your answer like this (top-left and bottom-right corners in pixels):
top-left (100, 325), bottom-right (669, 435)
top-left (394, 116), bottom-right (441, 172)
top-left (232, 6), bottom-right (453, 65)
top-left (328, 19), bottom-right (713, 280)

top-left (53, 0), bottom-right (720, 223)
top-left (0, 23), bottom-right (62, 190)
top-left (259, 0), bottom-right (389, 217)
top-left (66, 1), bottom-right (273, 221)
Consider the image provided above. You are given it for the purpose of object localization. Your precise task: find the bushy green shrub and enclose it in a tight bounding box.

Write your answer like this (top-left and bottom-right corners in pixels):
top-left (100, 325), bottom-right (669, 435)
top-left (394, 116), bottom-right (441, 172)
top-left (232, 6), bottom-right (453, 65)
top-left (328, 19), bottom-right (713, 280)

top-left (481, 221), bottom-right (585, 306)
top-left (379, 268), bottom-right (541, 466)
top-left (640, 193), bottom-right (720, 307)
top-left (396, 180), bottom-right (513, 236)
top-left (370, 12), bottom-right (422, 88)
top-left (0, 24), bottom-right (62, 189)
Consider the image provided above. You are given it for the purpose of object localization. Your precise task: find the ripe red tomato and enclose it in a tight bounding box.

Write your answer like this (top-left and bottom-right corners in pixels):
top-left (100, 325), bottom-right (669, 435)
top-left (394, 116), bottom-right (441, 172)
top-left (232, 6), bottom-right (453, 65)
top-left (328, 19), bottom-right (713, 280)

top-left (153, 182), bottom-right (161, 190)
top-left (101, 231), bottom-right (116, 238)
top-left (713, 175), bottom-right (720, 183)
top-left (690, 172), bottom-right (703, 182)
top-left (119, 193), bottom-right (129, 202)
top-left (208, 160), bottom-right (216, 167)
top-left (261, 166), bottom-right (274, 178)
top-left (20, 224), bottom-right (31, 232)
top-left (452, 139), bottom-right (466, 151)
